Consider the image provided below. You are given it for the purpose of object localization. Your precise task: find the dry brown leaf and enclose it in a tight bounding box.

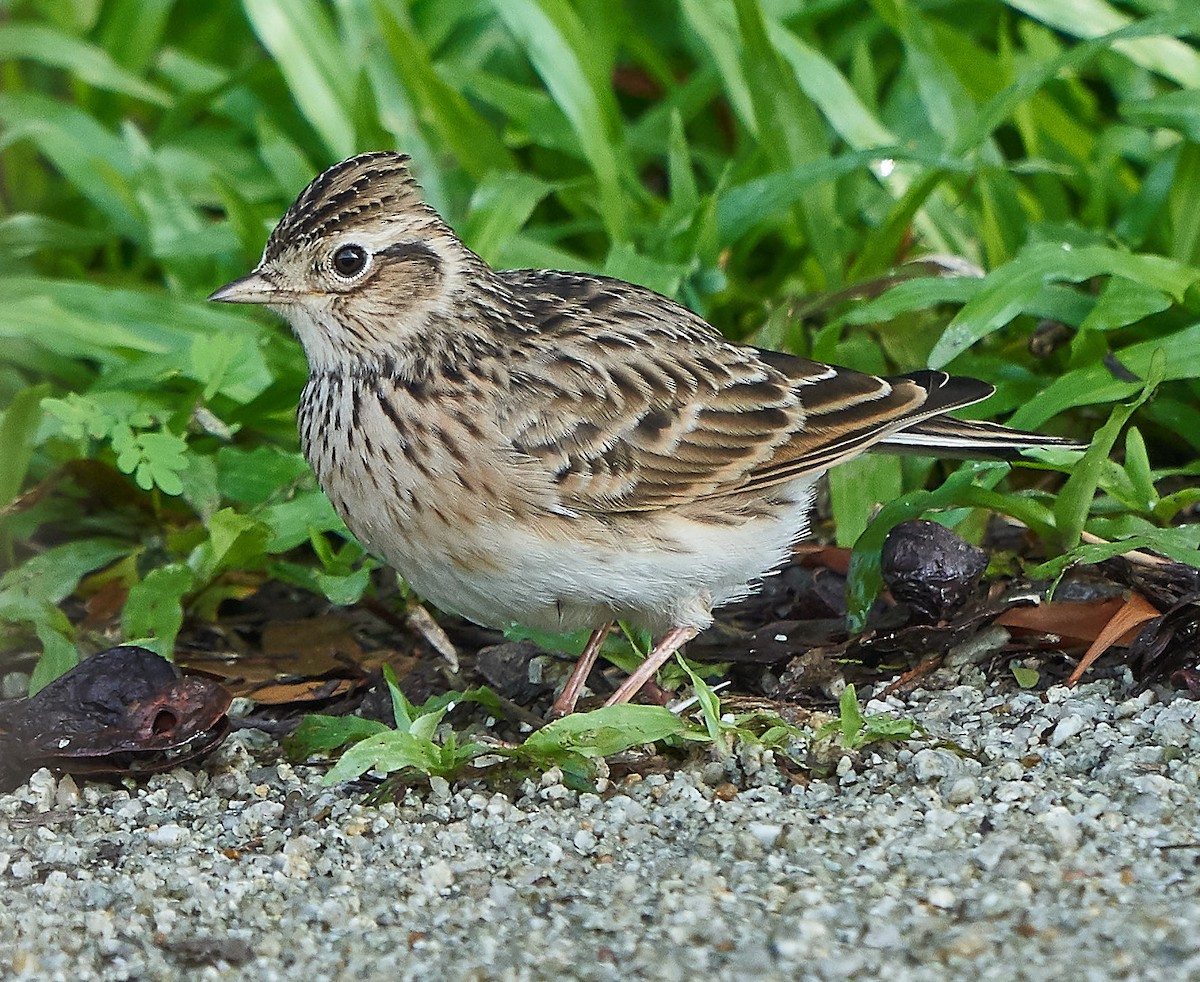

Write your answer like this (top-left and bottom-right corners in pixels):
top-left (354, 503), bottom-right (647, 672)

top-left (795, 545), bottom-right (852, 576)
top-left (248, 677), bottom-right (360, 705)
top-left (996, 598), bottom-right (1140, 645)
top-left (1066, 593), bottom-right (1162, 686)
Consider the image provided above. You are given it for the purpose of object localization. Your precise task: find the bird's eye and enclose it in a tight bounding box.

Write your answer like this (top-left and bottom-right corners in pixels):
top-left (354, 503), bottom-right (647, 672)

top-left (331, 244), bottom-right (369, 278)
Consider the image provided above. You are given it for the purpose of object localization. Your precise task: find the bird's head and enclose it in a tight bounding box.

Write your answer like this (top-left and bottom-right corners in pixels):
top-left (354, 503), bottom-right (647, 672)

top-left (210, 151), bottom-right (473, 371)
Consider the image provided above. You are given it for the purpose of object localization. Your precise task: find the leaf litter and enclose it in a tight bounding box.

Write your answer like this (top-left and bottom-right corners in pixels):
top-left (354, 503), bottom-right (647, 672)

top-left (2, 517), bottom-right (1198, 792)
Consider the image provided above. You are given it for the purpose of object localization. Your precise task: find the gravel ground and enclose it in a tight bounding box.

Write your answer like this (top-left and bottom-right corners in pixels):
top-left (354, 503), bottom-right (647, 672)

top-left (2, 670), bottom-right (1199, 982)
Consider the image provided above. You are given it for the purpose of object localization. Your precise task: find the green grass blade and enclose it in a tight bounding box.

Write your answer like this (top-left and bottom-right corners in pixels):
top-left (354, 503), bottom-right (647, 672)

top-left (0, 383), bottom-right (50, 514)
top-left (490, 0), bottom-right (631, 240)
top-left (372, 1), bottom-right (516, 178)
top-left (1053, 365), bottom-right (1161, 550)
top-left (0, 23), bottom-right (172, 105)
top-left (242, 0), bottom-right (358, 158)
top-left (1002, 0), bottom-right (1200, 87)
top-left (929, 243), bottom-right (1200, 368)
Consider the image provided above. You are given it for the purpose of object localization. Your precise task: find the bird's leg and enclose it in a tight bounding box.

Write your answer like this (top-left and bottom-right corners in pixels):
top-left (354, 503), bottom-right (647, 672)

top-left (603, 625), bottom-right (700, 707)
top-left (549, 623), bottom-right (613, 718)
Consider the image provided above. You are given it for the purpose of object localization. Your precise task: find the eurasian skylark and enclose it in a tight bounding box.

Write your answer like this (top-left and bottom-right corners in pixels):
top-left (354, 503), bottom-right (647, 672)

top-left (211, 151), bottom-right (1080, 715)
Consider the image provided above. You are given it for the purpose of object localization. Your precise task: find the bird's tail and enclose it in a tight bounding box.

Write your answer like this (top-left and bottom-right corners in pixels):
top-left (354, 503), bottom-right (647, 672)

top-left (875, 416), bottom-right (1086, 459)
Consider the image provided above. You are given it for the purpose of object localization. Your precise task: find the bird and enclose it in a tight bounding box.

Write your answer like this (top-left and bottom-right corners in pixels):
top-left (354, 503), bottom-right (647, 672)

top-left (210, 151), bottom-right (1082, 716)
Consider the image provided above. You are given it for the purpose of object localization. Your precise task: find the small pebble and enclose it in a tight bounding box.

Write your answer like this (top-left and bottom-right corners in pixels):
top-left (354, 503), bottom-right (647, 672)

top-left (1049, 714), bottom-right (1086, 747)
top-left (945, 777), bottom-right (978, 805)
top-left (748, 822), bottom-right (783, 849)
top-left (927, 886), bottom-right (956, 909)
top-left (146, 824), bottom-right (188, 848)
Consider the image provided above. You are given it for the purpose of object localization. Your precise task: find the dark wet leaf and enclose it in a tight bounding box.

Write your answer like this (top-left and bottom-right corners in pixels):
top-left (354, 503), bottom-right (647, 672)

top-left (1130, 598), bottom-right (1200, 686)
top-left (689, 618), bottom-right (846, 664)
top-left (1100, 556), bottom-right (1200, 611)
top-left (775, 645), bottom-right (847, 702)
top-left (852, 589), bottom-right (1039, 673)
top-left (0, 645), bottom-right (231, 788)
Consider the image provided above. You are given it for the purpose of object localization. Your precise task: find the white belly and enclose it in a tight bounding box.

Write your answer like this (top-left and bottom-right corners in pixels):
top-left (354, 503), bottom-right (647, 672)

top-left (369, 475), bottom-right (821, 636)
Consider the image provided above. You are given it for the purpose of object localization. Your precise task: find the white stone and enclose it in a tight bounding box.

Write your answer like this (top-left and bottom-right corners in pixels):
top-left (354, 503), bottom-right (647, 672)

top-left (1049, 714), bottom-right (1086, 747)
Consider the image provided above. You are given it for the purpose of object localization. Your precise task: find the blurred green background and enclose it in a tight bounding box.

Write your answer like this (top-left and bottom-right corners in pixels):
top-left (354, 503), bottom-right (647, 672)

top-left (2, 0), bottom-right (1199, 689)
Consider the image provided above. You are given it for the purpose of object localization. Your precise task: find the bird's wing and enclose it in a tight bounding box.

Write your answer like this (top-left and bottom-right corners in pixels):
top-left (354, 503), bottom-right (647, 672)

top-left (497, 270), bottom-right (996, 514)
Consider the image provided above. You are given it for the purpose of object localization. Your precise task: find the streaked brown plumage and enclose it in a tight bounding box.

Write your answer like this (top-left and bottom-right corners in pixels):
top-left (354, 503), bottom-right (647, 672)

top-left (211, 151), bottom-right (1081, 715)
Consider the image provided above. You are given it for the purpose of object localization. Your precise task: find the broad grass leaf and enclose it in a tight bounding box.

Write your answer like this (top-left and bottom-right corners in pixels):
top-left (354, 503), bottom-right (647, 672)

top-left (1167, 143), bottom-right (1200, 267)
top-left (285, 715), bottom-right (391, 758)
top-left (1121, 428), bottom-right (1158, 515)
top-left (664, 111), bottom-right (699, 221)
top-left (1031, 533), bottom-right (1200, 585)
top-left (0, 215), bottom-right (110, 261)
top-left (523, 705), bottom-right (686, 758)
top-left (255, 114), bottom-right (318, 198)
top-left (2, 277), bottom-right (275, 375)
top-left (1079, 277), bottom-right (1172, 333)
top-left (29, 622), bottom-right (80, 696)
top-left (177, 453), bottom-right (221, 523)
top-left (384, 664), bottom-right (417, 732)
top-left (215, 446), bottom-right (311, 506)
top-left (122, 563), bottom-right (195, 657)
top-left (734, 0), bottom-right (838, 274)
top-left (1010, 323), bottom-right (1200, 428)
top-left (1011, 665), bottom-right (1040, 688)
top-left (462, 172), bottom-right (555, 266)
top-left (0, 23), bottom-right (172, 105)
top-left (311, 566), bottom-right (372, 606)
top-left (94, 0), bottom-right (174, 76)
top-left (0, 92), bottom-right (141, 238)
top-left (259, 493), bottom-right (345, 553)
top-left (875, 0), bottom-right (973, 148)
top-left (835, 684), bottom-right (865, 747)
top-left (832, 276), bottom-right (981, 331)
top-left (242, 0), bottom-right (357, 159)
top-left (1002, 0), bottom-right (1200, 87)
top-left (0, 539), bottom-right (130, 613)
top-left (716, 143), bottom-right (974, 251)
top-left (766, 21), bottom-right (894, 152)
top-left (954, 9), bottom-right (1200, 158)
top-left (1053, 366), bottom-right (1160, 551)
top-left (929, 243), bottom-right (1200, 367)
top-left (416, 686), bottom-right (506, 720)
top-left (373, 1), bottom-right (515, 179)
top-left (490, 0), bottom-right (631, 239)
top-left (504, 624), bottom-right (644, 673)
top-left (828, 455), bottom-right (903, 548)
top-left (1122, 90), bottom-right (1200, 143)
top-left (680, 0), bottom-right (756, 133)
top-left (322, 731), bottom-right (443, 784)
top-left (192, 509), bottom-right (271, 581)
top-left (462, 71), bottom-right (579, 157)
top-left (603, 243), bottom-right (688, 299)
top-left (0, 384), bottom-right (49, 512)
top-left (675, 656), bottom-right (724, 745)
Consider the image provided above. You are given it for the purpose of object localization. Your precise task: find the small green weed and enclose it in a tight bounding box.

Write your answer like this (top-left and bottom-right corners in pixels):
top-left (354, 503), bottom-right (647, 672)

top-left (284, 665), bottom-right (697, 789)
top-left (817, 685), bottom-right (921, 752)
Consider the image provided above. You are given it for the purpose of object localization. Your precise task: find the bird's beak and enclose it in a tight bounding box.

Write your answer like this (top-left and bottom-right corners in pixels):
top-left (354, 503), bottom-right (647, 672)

top-left (208, 270), bottom-right (289, 305)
